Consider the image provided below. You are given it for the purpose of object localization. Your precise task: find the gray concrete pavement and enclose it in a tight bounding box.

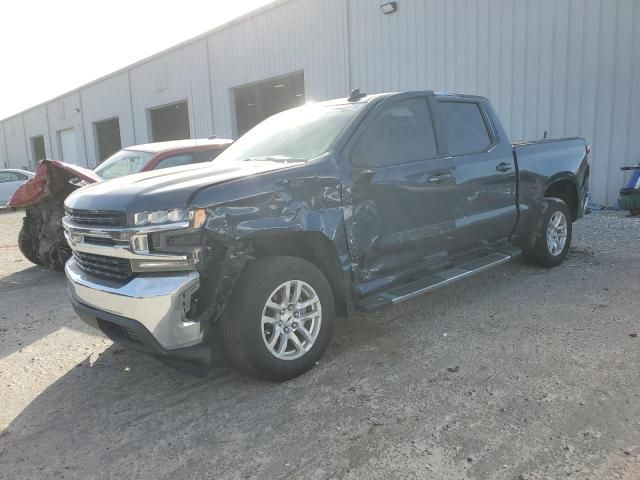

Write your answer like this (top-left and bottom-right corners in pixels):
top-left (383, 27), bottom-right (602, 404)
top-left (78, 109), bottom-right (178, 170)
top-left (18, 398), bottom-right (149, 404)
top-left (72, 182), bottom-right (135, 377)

top-left (1, 210), bottom-right (639, 479)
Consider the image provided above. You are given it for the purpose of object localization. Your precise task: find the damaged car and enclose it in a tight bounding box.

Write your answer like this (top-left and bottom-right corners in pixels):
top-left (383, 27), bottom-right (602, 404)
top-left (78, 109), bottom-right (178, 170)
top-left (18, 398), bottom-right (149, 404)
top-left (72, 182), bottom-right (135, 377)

top-left (8, 139), bottom-right (232, 270)
top-left (62, 90), bottom-right (590, 380)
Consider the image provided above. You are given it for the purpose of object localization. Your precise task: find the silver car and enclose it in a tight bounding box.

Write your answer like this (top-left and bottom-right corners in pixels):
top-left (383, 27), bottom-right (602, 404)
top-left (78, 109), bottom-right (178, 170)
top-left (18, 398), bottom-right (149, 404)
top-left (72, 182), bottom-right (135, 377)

top-left (0, 169), bottom-right (35, 205)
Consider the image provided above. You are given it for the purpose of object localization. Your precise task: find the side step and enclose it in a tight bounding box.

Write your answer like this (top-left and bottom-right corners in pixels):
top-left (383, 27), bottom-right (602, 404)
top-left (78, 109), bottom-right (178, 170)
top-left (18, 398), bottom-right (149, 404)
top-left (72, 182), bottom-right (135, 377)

top-left (355, 246), bottom-right (521, 313)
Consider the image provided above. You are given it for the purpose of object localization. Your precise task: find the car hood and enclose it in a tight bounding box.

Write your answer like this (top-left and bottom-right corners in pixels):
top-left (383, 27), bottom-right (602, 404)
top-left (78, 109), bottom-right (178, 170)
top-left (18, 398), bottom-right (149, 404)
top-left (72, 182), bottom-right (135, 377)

top-left (64, 160), bottom-right (299, 213)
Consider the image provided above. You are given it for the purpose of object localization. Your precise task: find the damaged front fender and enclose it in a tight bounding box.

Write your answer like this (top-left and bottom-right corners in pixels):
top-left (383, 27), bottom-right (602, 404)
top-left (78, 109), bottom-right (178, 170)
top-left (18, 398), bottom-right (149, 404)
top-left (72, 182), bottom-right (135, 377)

top-left (190, 159), bottom-right (354, 325)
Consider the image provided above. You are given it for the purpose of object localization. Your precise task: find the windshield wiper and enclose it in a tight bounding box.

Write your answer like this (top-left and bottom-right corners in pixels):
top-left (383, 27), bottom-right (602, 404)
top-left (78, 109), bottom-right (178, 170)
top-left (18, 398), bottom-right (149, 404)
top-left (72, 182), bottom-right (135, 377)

top-left (241, 156), bottom-right (305, 163)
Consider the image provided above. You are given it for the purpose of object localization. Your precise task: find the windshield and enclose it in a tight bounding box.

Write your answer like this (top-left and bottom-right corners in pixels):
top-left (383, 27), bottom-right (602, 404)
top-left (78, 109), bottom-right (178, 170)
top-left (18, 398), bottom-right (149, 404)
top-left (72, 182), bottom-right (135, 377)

top-left (214, 102), bottom-right (364, 165)
top-left (94, 149), bottom-right (155, 179)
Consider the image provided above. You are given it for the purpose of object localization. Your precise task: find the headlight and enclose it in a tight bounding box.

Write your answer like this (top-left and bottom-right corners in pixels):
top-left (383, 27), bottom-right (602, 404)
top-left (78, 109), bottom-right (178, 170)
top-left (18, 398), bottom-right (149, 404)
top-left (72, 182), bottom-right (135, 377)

top-left (132, 208), bottom-right (207, 228)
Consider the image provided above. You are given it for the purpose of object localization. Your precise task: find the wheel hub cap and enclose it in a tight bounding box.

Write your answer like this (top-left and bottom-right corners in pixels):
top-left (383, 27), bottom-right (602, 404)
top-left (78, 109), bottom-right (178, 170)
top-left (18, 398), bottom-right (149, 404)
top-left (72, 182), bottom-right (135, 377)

top-left (547, 211), bottom-right (568, 256)
top-left (261, 280), bottom-right (322, 361)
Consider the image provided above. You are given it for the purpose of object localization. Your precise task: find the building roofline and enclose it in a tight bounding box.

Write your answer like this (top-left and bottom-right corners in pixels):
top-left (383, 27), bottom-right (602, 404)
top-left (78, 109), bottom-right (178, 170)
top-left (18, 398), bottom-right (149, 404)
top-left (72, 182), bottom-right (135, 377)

top-left (1, 0), bottom-right (295, 123)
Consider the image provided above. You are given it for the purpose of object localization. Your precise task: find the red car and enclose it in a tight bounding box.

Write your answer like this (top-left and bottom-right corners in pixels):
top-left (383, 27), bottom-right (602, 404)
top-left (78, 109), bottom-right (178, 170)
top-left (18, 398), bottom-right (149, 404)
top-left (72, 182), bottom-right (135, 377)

top-left (9, 138), bottom-right (232, 270)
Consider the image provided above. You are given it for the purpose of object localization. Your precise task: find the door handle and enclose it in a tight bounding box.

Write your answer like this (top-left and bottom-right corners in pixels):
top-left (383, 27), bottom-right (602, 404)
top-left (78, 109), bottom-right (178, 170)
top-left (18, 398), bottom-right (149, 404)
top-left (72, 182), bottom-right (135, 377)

top-left (496, 162), bottom-right (514, 173)
top-left (428, 172), bottom-right (453, 183)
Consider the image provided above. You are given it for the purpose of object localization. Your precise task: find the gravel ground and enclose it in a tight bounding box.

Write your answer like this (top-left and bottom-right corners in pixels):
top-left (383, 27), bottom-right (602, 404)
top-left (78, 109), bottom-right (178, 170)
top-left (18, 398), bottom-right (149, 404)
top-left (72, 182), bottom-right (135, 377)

top-left (0, 210), bottom-right (639, 480)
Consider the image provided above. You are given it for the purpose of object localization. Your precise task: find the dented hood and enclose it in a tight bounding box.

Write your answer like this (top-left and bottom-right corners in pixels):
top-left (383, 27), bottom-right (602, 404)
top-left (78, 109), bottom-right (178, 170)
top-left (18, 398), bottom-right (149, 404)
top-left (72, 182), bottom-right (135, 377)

top-left (8, 160), bottom-right (101, 208)
top-left (64, 160), bottom-right (301, 213)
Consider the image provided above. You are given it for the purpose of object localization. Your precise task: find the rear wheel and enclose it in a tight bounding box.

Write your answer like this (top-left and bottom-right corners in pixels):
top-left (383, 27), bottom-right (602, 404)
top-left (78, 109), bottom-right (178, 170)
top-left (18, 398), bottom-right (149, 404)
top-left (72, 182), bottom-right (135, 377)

top-left (221, 256), bottom-right (335, 381)
top-left (523, 198), bottom-right (572, 268)
top-left (18, 226), bottom-right (44, 266)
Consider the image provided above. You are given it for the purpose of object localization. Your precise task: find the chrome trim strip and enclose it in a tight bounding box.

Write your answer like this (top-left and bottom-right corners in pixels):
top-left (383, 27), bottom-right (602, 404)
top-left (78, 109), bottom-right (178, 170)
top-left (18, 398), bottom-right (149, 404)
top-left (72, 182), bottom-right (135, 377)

top-left (62, 216), bottom-right (190, 236)
top-left (64, 229), bottom-right (188, 261)
top-left (62, 216), bottom-right (196, 267)
top-left (390, 253), bottom-right (514, 305)
top-left (66, 258), bottom-right (202, 350)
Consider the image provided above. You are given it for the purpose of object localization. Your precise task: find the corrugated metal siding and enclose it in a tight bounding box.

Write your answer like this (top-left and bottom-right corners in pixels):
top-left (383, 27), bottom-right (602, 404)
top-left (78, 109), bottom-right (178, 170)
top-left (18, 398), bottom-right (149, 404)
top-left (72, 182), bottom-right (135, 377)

top-left (80, 72), bottom-right (134, 167)
top-left (22, 106), bottom-right (51, 165)
top-left (129, 40), bottom-right (213, 143)
top-left (0, 123), bottom-right (8, 168)
top-left (207, 0), bottom-right (349, 137)
top-left (3, 115), bottom-right (28, 170)
top-left (46, 92), bottom-right (88, 167)
top-left (348, 0), bottom-right (640, 205)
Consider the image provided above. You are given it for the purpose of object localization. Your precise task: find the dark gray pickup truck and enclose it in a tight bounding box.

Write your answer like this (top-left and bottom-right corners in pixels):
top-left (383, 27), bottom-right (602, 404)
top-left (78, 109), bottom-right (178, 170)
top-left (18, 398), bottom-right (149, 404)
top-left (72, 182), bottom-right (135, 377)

top-left (63, 90), bottom-right (590, 380)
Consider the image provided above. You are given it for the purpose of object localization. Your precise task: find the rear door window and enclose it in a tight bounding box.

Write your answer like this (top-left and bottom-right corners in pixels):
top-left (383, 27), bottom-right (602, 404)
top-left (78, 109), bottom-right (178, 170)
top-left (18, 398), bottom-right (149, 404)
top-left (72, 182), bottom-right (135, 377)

top-left (351, 98), bottom-right (438, 168)
top-left (439, 101), bottom-right (492, 156)
top-left (0, 172), bottom-right (22, 182)
top-left (154, 153), bottom-right (195, 170)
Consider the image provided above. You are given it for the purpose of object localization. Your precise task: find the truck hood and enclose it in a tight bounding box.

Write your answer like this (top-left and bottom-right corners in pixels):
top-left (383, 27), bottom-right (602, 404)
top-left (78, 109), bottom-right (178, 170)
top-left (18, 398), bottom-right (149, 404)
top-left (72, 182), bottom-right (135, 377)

top-left (64, 160), bottom-right (299, 213)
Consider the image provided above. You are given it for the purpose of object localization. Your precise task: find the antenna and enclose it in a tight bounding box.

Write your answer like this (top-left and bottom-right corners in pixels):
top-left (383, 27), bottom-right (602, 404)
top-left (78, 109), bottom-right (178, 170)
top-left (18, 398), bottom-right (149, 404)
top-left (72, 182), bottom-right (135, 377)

top-left (348, 88), bottom-right (366, 102)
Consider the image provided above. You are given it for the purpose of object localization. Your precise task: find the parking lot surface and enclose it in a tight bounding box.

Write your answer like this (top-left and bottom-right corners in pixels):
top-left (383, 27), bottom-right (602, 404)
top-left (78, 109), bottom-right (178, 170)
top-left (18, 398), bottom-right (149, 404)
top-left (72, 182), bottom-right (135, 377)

top-left (1, 210), bottom-right (639, 479)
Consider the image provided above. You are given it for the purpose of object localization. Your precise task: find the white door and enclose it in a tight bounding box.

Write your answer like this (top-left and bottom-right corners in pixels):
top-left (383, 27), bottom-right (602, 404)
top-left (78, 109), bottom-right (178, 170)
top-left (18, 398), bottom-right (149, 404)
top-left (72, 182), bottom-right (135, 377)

top-left (59, 128), bottom-right (79, 165)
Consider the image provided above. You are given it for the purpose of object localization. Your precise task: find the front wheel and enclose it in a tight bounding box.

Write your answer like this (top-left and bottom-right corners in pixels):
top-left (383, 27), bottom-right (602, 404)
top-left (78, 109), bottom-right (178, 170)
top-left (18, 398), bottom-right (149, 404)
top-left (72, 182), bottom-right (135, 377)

top-left (523, 198), bottom-right (572, 268)
top-left (221, 256), bottom-right (336, 381)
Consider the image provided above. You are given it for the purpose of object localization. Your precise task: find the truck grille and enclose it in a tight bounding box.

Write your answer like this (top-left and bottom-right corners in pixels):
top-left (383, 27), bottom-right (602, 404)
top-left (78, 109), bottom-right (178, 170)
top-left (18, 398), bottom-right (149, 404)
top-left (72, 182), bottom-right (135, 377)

top-left (66, 209), bottom-right (127, 227)
top-left (73, 251), bottom-right (133, 281)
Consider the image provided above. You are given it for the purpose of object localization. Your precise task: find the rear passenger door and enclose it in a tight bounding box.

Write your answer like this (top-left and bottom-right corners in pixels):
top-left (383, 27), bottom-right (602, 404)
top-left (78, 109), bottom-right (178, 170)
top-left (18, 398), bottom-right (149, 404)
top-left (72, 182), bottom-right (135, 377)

top-left (437, 99), bottom-right (517, 252)
top-left (345, 94), bottom-right (456, 292)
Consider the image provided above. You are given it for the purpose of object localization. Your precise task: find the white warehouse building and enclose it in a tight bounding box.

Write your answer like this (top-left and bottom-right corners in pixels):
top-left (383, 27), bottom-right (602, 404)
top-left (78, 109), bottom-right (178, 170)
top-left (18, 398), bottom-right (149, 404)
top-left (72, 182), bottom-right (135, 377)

top-left (1, 0), bottom-right (638, 206)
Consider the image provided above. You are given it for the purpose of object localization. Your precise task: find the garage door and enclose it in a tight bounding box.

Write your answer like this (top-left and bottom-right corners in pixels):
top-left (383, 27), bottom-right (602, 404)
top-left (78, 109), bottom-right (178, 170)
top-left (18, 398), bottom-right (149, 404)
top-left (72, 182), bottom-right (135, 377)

top-left (58, 128), bottom-right (79, 165)
top-left (233, 71), bottom-right (305, 136)
top-left (149, 101), bottom-right (190, 142)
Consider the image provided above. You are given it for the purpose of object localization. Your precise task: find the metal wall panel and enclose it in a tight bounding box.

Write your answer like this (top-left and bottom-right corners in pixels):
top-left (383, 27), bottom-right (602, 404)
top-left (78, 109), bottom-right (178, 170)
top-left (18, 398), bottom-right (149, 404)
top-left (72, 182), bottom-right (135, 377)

top-left (22, 106), bottom-right (51, 165)
top-left (46, 92), bottom-right (88, 167)
top-left (80, 72), bottom-right (134, 167)
top-left (347, 0), bottom-right (640, 205)
top-left (129, 39), bottom-right (213, 143)
top-left (2, 115), bottom-right (28, 170)
top-left (0, 123), bottom-right (9, 169)
top-left (207, 0), bottom-right (350, 137)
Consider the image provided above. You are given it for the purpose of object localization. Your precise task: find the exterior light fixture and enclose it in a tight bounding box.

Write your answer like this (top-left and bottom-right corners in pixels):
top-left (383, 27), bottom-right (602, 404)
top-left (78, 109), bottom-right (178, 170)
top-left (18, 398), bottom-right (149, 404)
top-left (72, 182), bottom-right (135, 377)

top-left (274, 84), bottom-right (285, 88)
top-left (381, 2), bottom-right (398, 14)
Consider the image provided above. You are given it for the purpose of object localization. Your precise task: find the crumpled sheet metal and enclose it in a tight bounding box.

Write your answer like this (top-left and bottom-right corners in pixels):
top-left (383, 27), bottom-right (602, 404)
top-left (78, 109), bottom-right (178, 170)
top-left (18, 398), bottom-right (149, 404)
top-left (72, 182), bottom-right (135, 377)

top-left (8, 160), bottom-right (100, 208)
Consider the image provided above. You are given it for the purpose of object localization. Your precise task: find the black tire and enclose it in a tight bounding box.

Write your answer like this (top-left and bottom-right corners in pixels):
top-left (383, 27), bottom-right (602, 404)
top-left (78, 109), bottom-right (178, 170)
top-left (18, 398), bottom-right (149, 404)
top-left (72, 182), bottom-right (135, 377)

top-left (523, 198), bottom-right (572, 268)
top-left (221, 256), bottom-right (336, 381)
top-left (18, 226), bottom-right (45, 266)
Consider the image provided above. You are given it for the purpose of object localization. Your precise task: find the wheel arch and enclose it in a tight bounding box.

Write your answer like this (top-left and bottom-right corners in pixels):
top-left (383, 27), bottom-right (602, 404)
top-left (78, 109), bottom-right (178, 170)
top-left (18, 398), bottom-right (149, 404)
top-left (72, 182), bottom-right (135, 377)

top-left (246, 231), bottom-right (350, 317)
top-left (544, 177), bottom-right (579, 221)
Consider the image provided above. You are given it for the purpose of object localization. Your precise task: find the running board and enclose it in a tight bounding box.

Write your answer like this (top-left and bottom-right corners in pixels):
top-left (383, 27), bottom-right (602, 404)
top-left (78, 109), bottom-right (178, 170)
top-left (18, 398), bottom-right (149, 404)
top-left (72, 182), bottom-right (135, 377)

top-left (355, 247), bottom-right (521, 313)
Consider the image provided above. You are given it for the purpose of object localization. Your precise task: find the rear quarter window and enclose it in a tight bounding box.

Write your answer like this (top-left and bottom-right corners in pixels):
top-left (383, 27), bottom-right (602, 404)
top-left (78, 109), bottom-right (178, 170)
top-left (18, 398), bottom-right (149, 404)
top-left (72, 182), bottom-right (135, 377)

top-left (439, 101), bottom-right (492, 156)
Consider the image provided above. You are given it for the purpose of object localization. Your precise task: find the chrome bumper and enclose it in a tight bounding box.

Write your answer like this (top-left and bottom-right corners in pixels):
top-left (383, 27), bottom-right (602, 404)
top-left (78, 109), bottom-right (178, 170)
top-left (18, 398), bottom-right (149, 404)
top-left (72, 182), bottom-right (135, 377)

top-left (65, 258), bottom-right (202, 350)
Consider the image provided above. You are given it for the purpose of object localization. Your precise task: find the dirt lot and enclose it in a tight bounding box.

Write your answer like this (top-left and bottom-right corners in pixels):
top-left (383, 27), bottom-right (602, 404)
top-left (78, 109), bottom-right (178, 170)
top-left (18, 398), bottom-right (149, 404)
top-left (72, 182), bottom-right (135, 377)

top-left (0, 210), bottom-right (639, 480)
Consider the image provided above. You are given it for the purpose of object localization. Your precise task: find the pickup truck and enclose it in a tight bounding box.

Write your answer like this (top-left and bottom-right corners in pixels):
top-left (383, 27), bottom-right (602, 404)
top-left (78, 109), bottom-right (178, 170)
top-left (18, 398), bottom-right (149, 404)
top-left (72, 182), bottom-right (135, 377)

top-left (62, 90), bottom-right (590, 380)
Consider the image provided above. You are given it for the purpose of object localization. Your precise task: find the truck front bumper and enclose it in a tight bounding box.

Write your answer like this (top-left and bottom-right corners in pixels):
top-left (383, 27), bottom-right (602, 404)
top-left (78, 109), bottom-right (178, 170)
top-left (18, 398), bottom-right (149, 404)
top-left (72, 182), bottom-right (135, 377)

top-left (65, 258), bottom-right (210, 365)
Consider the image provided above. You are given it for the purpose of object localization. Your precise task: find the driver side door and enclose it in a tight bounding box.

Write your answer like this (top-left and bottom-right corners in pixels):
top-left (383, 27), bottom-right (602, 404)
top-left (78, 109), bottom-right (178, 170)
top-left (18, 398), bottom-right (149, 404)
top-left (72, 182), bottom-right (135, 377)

top-left (343, 95), bottom-right (456, 296)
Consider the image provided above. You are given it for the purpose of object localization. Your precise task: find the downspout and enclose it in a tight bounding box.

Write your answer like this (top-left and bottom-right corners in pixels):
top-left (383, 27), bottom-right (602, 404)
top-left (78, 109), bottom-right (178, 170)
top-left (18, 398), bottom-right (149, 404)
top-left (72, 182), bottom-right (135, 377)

top-left (78, 91), bottom-right (90, 167)
top-left (45, 104), bottom-right (53, 159)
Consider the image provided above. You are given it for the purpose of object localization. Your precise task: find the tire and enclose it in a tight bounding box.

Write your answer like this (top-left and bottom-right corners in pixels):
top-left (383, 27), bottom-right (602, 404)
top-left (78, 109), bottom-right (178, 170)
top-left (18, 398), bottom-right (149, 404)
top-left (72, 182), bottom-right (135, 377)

top-left (18, 226), bottom-right (44, 266)
top-left (221, 256), bottom-right (336, 381)
top-left (523, 198), bottom-right (572, 268)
